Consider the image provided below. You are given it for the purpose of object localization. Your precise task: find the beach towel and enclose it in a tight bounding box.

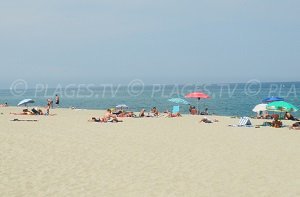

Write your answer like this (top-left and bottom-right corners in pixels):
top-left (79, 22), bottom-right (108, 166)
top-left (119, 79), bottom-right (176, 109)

top-left (11, 119), bottom-right (38, 122)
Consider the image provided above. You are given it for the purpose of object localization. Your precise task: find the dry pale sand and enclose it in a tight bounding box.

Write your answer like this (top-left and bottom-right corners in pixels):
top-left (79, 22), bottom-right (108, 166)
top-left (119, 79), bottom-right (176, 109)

top-left (0, 107), bottom-right (300, 197)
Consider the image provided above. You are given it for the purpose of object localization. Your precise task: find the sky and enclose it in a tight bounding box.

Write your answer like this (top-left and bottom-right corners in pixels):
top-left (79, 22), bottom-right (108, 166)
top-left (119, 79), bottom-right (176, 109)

top-left (0, 0), bottom-right (299, 88)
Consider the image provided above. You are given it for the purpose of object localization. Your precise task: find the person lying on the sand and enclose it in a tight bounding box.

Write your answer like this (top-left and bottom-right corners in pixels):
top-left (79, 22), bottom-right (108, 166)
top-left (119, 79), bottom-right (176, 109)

top-left (117, 111), bottom-right (135, 118)
top-left (167, 112), bottom-right (182, 118)
top-left (89, 114), bottom-right (123, 123)
top-left (88, 117), bottom-right (104, 122)
top-left (31, 108), bottom-right (44, 115)
top-left (10, 109), bottom-right (34, 115)
top-left (10, 108), bottom-right (56, 116)
top-left (199, 117), bottom-right (219, 123)
top-left (289, 122), bottom-right (300, 130)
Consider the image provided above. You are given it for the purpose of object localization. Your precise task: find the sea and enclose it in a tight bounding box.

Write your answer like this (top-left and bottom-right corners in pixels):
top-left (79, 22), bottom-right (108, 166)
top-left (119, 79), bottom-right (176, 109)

top-left (1, 81), bottom-right (300, 117)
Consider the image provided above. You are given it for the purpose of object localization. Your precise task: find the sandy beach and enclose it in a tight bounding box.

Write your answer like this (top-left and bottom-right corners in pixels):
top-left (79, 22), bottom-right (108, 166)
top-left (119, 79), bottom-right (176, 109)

top-left (0, 107), bottom-right (299, 196)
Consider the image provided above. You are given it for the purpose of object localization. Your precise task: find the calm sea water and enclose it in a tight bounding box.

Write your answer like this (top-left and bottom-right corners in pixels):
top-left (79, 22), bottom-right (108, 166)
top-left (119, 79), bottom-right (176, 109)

top-left (1, 82), bottom-right (299, 117)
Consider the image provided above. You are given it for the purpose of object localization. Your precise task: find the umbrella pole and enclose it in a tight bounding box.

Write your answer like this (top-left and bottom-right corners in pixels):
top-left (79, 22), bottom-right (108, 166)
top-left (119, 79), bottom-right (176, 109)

top-left (197, 98), bottom-right (200, 115)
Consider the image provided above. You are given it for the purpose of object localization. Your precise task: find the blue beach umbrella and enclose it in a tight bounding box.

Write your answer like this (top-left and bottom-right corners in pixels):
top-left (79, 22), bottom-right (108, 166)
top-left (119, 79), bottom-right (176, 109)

top-left (17, 99), bottom-right (35, 106)
top-left (168, 98), bottom-right (190, 105)
top-left (262, 96), bottom-right (284, 103)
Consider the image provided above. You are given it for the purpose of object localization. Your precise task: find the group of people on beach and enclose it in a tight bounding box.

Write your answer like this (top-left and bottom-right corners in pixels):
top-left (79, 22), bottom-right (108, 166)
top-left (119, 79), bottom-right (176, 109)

top-left (256, 111), bottom-right (299, 121)
top-left (6, 97), bottom-right (300, 130)
top-left (11, 108), bottom-right (45, 115)
top-left (89, 109), bottom-right (123, 123)
top-left (45, 95), bottom-right (60, 115)
top-left (87, 105), bottom-right (300, 130)
top-left (188, 106), bottom-right (209, 115)
top-left (89, 107), bottom-right (163, 123)
top-left (8, 95), bottom-right (60, 116)
top-left (254, 113), bottom-right (300, 130)
top-left (10, 106), bottom-right (57, 116)
top-left (47, 95), bottom-right (60, 109)
top-left (88, 106), bottom-right (212, 123)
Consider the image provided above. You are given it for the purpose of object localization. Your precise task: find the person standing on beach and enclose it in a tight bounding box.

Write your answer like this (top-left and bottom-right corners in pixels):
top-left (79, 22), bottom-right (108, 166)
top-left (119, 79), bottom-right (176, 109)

top-left (47, 98), bottom-right (54, 109)
top-left (55, 94), bottom-right (60, 107)
top-left (46, 99), bottom-right (51, 115)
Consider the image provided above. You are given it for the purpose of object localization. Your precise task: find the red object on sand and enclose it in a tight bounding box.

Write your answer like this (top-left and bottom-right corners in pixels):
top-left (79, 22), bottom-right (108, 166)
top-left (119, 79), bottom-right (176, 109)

top-left (185, 92), bottom-right (210, 99)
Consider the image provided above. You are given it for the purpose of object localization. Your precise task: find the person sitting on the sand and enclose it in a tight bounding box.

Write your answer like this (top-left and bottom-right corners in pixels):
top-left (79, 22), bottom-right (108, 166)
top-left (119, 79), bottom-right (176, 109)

top-left (0, 102), bottom-right (8, 107)
top-left (189, 105), bottom-right (193, 113)
top-left (262, 111), bottom-right (271, 119)
top-left (256, 111), bottom-right (271, 119)
top-left (104, 109), bottom-right (122, 122)
top-left (190, 106), bottom-right (198, 115)
top-left (10, 109), bottom-right (34, 115)
top-left (200, 108), bottom-right (209, 115)
top-left (199, 117), bottom-right (219, 123)
top-left (284, 112), bottom-right (299, 121)
top-left (151, 107), bottom-right (159, 116)
top-left (289, 122), bottom-right (300, 130)
top-left (271, 114), bottom-right (282, 128)
top-left (139, 109), bottom-right (145, 117)
top-left (256, 111), bottom-right (264, 119)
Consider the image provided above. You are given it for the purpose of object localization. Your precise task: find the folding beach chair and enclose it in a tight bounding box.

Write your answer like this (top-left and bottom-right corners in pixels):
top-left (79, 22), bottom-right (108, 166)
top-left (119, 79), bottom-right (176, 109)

top-left (229, 117), bottom-right (252, 127)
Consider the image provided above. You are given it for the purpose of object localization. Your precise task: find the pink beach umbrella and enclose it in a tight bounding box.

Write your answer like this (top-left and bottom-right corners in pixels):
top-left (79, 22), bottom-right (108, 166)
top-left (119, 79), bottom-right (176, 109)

top-left (185, 92), bottom-right (210, 114)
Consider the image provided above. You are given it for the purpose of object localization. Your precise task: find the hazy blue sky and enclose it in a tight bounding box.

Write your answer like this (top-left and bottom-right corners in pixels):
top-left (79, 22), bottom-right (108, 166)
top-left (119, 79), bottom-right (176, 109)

top-left (0, 0), bottom-right (299, 87)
